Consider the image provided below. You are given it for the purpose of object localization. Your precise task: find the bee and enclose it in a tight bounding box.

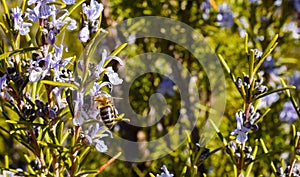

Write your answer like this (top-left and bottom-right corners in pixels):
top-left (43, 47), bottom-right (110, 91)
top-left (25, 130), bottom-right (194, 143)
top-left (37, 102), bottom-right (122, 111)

top-left (94, 92), bottom-right (120, 129)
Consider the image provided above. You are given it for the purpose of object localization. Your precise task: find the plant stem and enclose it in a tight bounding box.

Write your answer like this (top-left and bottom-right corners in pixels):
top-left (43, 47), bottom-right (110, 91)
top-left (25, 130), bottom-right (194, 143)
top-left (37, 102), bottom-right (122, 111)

top-left (70, 125), bottom-right (81, 177)
top-left (52, 149), bottom-right (60, 176)
top-left (288, 159), bottom-right (296, 177)
top-left (29, 129), bottom-right (48, 176)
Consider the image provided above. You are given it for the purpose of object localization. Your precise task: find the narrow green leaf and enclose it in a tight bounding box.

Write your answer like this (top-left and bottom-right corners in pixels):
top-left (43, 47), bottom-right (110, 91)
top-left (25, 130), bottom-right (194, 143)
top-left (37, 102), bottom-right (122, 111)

top-left (65, 0), bottom-right (86, 20)
top-left (256, 108), bottom-right (271, 123)
top-left (111, 43), bottom-right (128, 56)
top-left (253, 42), bottom-right (278, 75)
top-left (217, 54), bottom-right (230, 74)
top-left (37, 140), bottom-right (48, 147)
top-left (21, 0), bottom-right (27, 13)
top-left (277, 57), bottom-right (299, 64)
top-left (280, 78), bottom-right (300, 117)
top-left (249, 49), bottom-right (255, 80)
top-left (0, 22), bottom-right (9, 33)
top-left (149, 173), bottom-right (156, 177)
top-left (209, 119), bottom-right (227, 145)
top-left (280, 78), bottom-right (290, 97)
top-left (41, 80), bottom-right (79, 90)
top-left (245, 33), bottom-right (249, 54)
top-left (253, 34), bottom-right (278, 75)
top-left (31, 81), bottom-right (37, 103)
top-left (292, 124), bottom-right (297, 139)
top-left (260, 138), bottom-right (268, 153)
top-left (255, 86), bottom-right (296, 100)
top-left (75, 170), bottom-right (99, 176)
top-left (245, 139), bottom-right (258, 176)
top-left (5, 120), bottom-right (18, 124)
top-left (4, 155), bottom-right (9, 168)
top-left (260, 138), bottom-right (277, 173)
top-left (61, 130), bottom-right (70, 144)
top-left (0, 47), bottom-right (39, 60)
top-left (180, 166), bottom-right (187, 176)
top-left (1, 0), bottom-right (10, 20)
top-left (57, 121), bottom-right (64, 144)
top-left (78, 146), bottom-right (91, 169)
top-left (262, 34), bottom-right (278, 59)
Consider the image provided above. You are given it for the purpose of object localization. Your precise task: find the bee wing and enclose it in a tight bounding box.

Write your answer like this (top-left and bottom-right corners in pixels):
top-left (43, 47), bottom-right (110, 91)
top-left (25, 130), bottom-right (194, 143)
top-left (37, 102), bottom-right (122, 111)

top-left (111, 97), bottom-right (123, 100)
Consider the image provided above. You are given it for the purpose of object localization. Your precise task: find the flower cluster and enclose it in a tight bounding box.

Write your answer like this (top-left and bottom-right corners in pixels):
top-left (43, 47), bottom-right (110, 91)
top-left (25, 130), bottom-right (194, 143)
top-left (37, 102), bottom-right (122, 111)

top-left (200, 0), bottom-right (212, 20)
top-left (0, 0), bottom-right (127, 175)
top-left (279, 101), bottom-right (299, 123)
top-left (78, 0), bottom-right (104, 42)
top-left (157, 76), bottom-right (175, 96)
top-left (80, 121), bottom-right (113, 152)
top-left (236, 75), bottom-right (268, 97)
top-left (200, 1), bottom-right (234, 28)
top-left (226, 141), bottom-right (254, 163)
top-left (231, 107), bottom-right (260, 144)
top-left (11, 7), bottom-right (32, 35)
top-left (276, 162), bottom-right (300, 177)
top-left (155, 165), bottom-right (174, 177)
top-left (10, 1), bottom-right (77, 84)
top-left (216, 3), bottom-right (234, 28)
top-left (195, 143), bottom-right (210, 161)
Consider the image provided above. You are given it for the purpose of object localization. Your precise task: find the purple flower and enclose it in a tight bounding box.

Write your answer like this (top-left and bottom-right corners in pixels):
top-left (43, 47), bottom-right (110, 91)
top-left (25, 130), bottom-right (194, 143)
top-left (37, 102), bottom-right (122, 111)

top-left (200, 0), bottom-right (212, 20)
top-left (47, 30), bottom-right (56, 45)
top-left (157, 76), bottom-right (175, 96)
top-left (82, 0), bottom-right (103, 21)
top-left (127, 34), bottom-right (136, 44)
top-left (81, 121), bottom-right (112, 152)
top-left (289, 71), bottom-right (300, 88)
top-left (294, 0), bottom-right (300, 13)
top-left (0, 170), bottom-right (15, 177)
top-left (49, 9), bottom-right (77, 31)
top-left (216, 3), bottom-right (234, 28)
top-left (249, 0), bottom-right (262, 4)
top-left (11, 7), bottom-right (32, 35)
top-left (0, 75), bottom-right (9, 99)
top-left (63, 0), bottom-right (75, 5)
top-left (231, 110), bottom-right (250, 144)
top-left (52, 87), bottom-right (68, 109)
top-left (27, 0), bottom-right (54, 21)
top-left (91, 82), bottom-right (112, 96)
top-left (26, 8), bottom-right (39, 22)
top-left (274, 0), bottom-right (282, 6)
top-left (253, 49), bottom-right (263, 59)
top-left (238, 27), bottom-right (247, 38)
top-left (106, 67), bottom-right (123, 85)
top-left (257, 93), bottom-right (280, 109)
top-left (283, 21), bottom-right (300, 39)
top-left (94, 139), bottom-right (108, 152)
top-left (73, 91), bottom-right (86, 126)
top-left (78, 25), bottom-right (90, 42)
top-left (52, 44), bottom-right (73, 82)
top-left (97, 50), bottom-right (124, 85)
top-left (156, 165), bottom-right (174, 177)
top-left (279, 101), bottom-right (299, 123)
top-left (29, 54), bottom-right (51, 82)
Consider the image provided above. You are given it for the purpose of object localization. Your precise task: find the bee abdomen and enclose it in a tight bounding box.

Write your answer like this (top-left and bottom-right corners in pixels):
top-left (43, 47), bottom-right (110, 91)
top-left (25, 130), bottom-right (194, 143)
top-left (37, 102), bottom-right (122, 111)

top-left (98, 105), bottom-right (118, 129)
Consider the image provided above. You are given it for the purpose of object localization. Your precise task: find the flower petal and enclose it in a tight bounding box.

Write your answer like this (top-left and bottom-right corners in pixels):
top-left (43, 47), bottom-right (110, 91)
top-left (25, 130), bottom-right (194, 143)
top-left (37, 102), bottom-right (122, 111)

top-left (94, 139), bottom-right (108, 152)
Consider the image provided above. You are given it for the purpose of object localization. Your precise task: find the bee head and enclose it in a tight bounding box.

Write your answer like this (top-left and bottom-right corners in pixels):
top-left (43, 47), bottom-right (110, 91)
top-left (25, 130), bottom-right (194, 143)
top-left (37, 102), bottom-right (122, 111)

top-left (94, 92), bottom-right (113, 106)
